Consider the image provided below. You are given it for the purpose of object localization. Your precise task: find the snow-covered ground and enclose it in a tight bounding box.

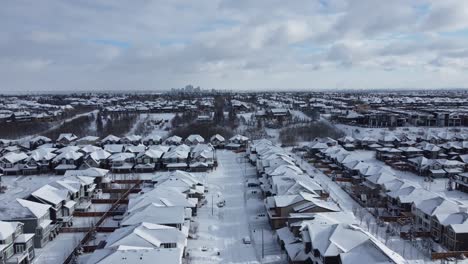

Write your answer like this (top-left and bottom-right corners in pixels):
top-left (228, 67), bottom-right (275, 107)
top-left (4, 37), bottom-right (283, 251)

top-left (18, 109), bottom-right (99, 141)
top-left (0, 174), bottom-right (65, 214)
top-left (186, 150), bottom-right (285, 264)
top-left (126, 113), bottom-right (175, 137)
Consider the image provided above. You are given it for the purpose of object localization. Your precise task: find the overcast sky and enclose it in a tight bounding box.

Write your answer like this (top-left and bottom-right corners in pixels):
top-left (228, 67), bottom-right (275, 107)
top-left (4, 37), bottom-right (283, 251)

top-left (2, 0), bottom-right (468, 92)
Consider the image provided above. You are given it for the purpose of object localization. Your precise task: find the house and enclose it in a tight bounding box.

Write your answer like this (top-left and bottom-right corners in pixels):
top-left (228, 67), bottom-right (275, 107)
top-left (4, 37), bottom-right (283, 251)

top-left (431, 211), bottom-right (468, 251)
top-left (417, 142), bottom-right (442, 159)
top-left (100, 135), bottom-right (121, 145)
top-left (0, 221), bottom-right (35, 264)
top-left (265, 192), bottom-right (339, 229)
top-left (398, 146), bottom-right (423, 159)
top-left (298, 223), bottom-right (397, 264)
top-left (120, 204), bottom-right (190, 234)
top-left (82, 149), bottom-right (111, 169)
top-left (108, 153), bottom-right (135, 173)
top-left (189, 144), bottom-right (215, 171)
top-left (104, 222), bottom-right (187, 249)
top-left (142, 135), bottom-right (162, 146)
top-left (103, 144), bottom-right (125, 154)
top-left (28, 136), bottom-right (52, 150)
top-left (162, 145), bottom-right (190, 170)
top-left (124, 144), bottom-right (146, 154)
top-left (0, 199), bottom-right (58, 248)
top-left (0, 152), bottom-right (28, 175)
top-left (52, 151), bottom-right (83, 174)
top-left (127, 188), bottom-right (197, 216)
top-left (0, 140), bottom-right (13, 149)
top-left (56, 133), bottom-right (78, 146)
top-left (164, 136), bottom-right (182, 146)
top-left (184, 134), bottom-right (204, 145)
top-left (64, 168), bottom-right (110, 189)
top-left (28, 185), bottom-right (75, 228)
top-left (229, 134), bottom-right (249, 147)
top-left (153, 171), bottom-right (205, 200)
top-left (134, 149), bottom-right (164, 172)
top-left (82, 247), bottom-right (183, 264)
top-left (387, 186), bottom-right (437, 215)
top-left (411, 197), bottom-right (459, 232)
top-left (209, 134), bottom-right (225, 148)
top-left (121, 135), bottom-right (142, 145)
top-left (357, 172), bottom-right (397, 206)
top-left (22, 148), bottom-right (56, 175)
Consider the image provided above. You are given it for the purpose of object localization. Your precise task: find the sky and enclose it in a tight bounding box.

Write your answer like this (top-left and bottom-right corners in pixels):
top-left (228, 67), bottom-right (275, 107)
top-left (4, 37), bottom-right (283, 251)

top-left (2, 0), bottom-right (468, 92)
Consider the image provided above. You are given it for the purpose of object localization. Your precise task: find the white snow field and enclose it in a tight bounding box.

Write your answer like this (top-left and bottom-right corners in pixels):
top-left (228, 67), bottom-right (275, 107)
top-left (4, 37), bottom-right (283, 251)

top-left (186, 150), bottom-right (285, 264)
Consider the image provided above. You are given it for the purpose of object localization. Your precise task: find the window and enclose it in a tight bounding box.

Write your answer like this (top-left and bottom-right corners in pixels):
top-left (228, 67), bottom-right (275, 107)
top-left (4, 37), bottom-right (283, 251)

top-left (15, 244), bottom-right (25, 253)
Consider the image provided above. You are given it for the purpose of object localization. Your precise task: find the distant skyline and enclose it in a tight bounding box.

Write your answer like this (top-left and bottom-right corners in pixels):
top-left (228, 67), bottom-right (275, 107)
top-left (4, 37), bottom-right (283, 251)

top-left (2, 0), bottom-right (468, 92)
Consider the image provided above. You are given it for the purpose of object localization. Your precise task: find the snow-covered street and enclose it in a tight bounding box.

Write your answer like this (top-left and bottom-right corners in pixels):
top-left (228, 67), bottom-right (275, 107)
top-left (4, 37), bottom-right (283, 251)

top-left (186, 150), bottom-right (284, 264)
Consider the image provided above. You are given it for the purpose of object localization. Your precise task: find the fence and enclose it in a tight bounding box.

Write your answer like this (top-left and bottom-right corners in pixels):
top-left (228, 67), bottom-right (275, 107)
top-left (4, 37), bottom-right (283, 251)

top-left (63, 180), bottom-right (142, 264)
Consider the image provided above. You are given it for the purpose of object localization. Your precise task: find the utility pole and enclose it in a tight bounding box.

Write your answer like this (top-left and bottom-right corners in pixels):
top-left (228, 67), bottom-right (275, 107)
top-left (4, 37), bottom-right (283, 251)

top-left (211, 194), bottom-right (214, 216)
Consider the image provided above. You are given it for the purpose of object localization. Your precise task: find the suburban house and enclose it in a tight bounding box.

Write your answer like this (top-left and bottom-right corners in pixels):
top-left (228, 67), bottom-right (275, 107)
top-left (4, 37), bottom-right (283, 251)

top-left (82, 247), bottom-right (183, 264)
top-left (103, 222), bottom-right (187, 249)
top-left (134, 149), bottom-right (164, 172)
top-left (22, 148), bottom-right (56, 175)
top-left (108, 153), bottom-right (135, 173)
top-left (209, 134), bottom-right (225, 148)
top-left (162, 145), bottom-right (190, 170)
top-left (0, 221), bottom-right (35, 264)
top-left (121, 135), bottom-right (142, 145)
top-left (164, 136), bottom-right (183, 146)
top-left (120, 204), bottom-right (190, 235)
top-left (52, 151), bottom-right (84, 174)
top-left (28, 136), bottom-right (52, 150)
top-left (100, 135), bottom-right (121, 145)
top-left (0, 152), bottom-right (28, 175)
top-left (0, 198), bottom-right (58, 248)
top-left (142, 135), bottom-right (162, 145)
top-left (28, 185), bottom-right (75, 228)
top-left (265, 192), bottom-right (340, 229)
top-left (56, 133), bottom-right (78, 146)
top-left (184, 134), bottom-right (205, 145)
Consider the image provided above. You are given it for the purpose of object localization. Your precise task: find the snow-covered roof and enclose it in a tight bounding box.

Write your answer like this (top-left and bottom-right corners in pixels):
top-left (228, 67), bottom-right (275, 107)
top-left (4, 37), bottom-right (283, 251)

top-left (121, 204), bottom-right (187, 227)
top-left (0, 221), bottom-right (21, 240)
top-left (84, 247), bottom-right (183, 264)
top-left (185, 134), bottom-right (205, 143)
top-left (53, 150), bottom-right (83, 162)
top-left (57, 133), bottom-right (78, 142)
top-left (64, 167), bottom-right (109, 178)
top-left (101, 134), bottom-right (121, 142)
top-left (31, 184), bottom-right (69, 205)
top-left (105, 222), bottom-right (187, 249)
top-left (27, 148), bottom-right (57, 161)
top-left (89, 149), bottom-right (111, 160)
top-left (1, 152), bottom-right (28, 163)
top-left (210, 134), bottom-right (225, 142)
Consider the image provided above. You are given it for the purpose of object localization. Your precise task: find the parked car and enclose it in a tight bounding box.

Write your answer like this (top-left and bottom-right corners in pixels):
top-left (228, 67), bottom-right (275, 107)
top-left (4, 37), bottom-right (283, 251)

top-left (242, 236), bottom-right (251, 244)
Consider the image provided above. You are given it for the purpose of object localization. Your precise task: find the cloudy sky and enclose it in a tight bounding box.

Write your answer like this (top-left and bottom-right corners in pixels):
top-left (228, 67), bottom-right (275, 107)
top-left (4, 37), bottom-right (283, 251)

top-left (2, 0), bottom-right (468, 92)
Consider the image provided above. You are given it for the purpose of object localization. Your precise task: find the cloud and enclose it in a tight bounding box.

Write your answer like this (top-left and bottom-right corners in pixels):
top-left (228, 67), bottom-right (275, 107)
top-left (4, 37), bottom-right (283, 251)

top-left (1, 0), bottom-right (468, 92)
